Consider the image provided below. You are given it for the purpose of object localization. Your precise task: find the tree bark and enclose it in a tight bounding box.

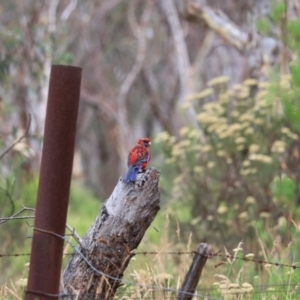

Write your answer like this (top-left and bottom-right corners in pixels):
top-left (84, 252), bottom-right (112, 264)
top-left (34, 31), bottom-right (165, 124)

top-left (180, 0), bottom-right (280, 81)
top-left (61, 168), bottom-right (160, 299)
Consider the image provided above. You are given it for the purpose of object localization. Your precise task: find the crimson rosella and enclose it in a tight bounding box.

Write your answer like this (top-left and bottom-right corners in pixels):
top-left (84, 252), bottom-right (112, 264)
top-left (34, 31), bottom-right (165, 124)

top-left (123, 137), bottom-right (151, 183)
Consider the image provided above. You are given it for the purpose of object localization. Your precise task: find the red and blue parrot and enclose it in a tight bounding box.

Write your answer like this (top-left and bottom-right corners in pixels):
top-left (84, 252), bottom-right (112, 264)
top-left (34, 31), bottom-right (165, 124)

top-left (123, 137), bottom-right (151, 183)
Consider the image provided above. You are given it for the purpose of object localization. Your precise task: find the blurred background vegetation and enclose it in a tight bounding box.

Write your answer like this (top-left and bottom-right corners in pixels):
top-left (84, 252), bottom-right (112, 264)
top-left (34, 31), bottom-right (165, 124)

top-left (1, 0), bottom-right (300, 298)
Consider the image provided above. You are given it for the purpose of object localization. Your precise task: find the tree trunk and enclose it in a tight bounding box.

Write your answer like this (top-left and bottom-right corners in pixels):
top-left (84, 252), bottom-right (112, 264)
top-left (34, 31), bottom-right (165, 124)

top-left (61, 168), bottom-right (160, 299)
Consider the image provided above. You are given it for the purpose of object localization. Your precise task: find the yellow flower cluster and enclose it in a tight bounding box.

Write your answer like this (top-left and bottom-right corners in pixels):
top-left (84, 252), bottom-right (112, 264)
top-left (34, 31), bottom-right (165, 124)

top-left (186, 88), bottom-right (213, 101)
top-left (207, 161), bottom-right (215, 169)
top-left (240, 168), bottom-right (257, 176)
top-left (249, 144), bottom-right (260, 153)
top-left (216, 150), bottom-right (226, 157)
top-left (239, 112), bottom-right (254, 122)
top-left (244, 127), bottom-right (254, 135)
top-left (207, 76), bottom-right (230, 86)
top-left (179, 127), bottom-right (190, 137)
top-left (156, 73), bottom-right (294, 203)
top-left (242, 160), bottom-right (250, 167)
top-left (194, 166), bottom-right (203, 174)
top-left (248, 154), bottom-right (272, 164)
top-left (280, 74), bottom-right (291, 89)
top-left (281, 127), bottom-right (298, 140)
top-left (172, 144), bottom-right (185, 157)
top-left (271, 140), bottom-right (286, 153)
top-left (245, 196), bottom-right (256, 204)
top-left (217, 205), bottom-right (228, 214)
top-left (243, 78), bottom-right (258, 86)
top-left (154, 131), bottom-right (171, 143)
top-left (235, 136), bottom-right (246, 144)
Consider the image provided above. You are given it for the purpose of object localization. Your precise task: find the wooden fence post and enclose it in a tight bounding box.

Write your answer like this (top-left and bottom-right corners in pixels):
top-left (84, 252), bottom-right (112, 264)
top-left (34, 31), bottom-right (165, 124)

top-left (177, 243), bottom-right (208, 300)
top-left (61, 168), bottom-right (160, 299)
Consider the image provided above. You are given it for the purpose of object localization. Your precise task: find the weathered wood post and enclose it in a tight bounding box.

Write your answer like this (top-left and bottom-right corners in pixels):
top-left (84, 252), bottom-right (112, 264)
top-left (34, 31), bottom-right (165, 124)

top-left (61, 168), bottom-right (160, 299)
top-left (177, 243), bottom-right (208, 300)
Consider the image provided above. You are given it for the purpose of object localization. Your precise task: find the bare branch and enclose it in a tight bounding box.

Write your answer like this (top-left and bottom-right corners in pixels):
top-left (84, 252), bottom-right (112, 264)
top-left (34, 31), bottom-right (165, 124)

top-left (81, 89), bottom-right (117, 121)
top-left (192, 31), bottom-right (215, 77)
top-left (161, 0), bottom-right (190, 103)
top-left (48, 0), bottom-right (59, 33)
top-left (186, 1), bottom-right (249, 52)
top-left (65, 223), bottom-right (84, 247)
top-left (0, 215), bottom-right (35, 223)
top-left (115, 1), bottom-right (153, 168)
top-left (142, 68), bottom-right (176, 134)
top-left (60, 0), bottom-right (78, 21)
top-left (96, 0), bottom-right (123, 20)
top-left (161, 0), bottom-right (201, 133)
top-left (0, 206), bottom-right (35, 225)
top-left (0, 114), bottom-right (31, 160)
top-left (0, 207), bottom-right (83, 246)
top-left (0, 184), bottom-right (15, 216)
top-left (180, 1), bottom-right (281, 80)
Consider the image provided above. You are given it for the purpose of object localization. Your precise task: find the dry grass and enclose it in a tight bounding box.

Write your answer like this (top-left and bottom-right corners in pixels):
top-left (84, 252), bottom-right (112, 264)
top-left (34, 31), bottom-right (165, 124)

top-left (2, 237), bottom-right (300, 299)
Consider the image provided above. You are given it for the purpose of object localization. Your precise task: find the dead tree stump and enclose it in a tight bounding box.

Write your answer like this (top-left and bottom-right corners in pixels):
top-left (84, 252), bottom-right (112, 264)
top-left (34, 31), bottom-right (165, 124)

top-left (61, 168), bottom-right (160, 299)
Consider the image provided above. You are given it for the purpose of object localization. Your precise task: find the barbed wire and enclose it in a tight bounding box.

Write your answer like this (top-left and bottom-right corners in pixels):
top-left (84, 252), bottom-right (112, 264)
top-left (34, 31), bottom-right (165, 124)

top-left (135, 250), bottom-right (300, 270)
top-left (2, 210), bottom-right (300, 299)
top-left (2, 248), bottom-right (300, 298)
top-left (3, 238), bottom-right (300, 298)
top-left (2, 249), bottom-right (300, 271)
top-left (2, 208), bottom-right (298, 270)
top-left (25, 227), bottom-right (223, 300)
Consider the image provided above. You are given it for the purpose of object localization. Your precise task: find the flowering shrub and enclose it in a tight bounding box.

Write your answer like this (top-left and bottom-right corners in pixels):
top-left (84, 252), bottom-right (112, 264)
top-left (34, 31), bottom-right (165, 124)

top-left (155, 74), bottom-right (300, 249)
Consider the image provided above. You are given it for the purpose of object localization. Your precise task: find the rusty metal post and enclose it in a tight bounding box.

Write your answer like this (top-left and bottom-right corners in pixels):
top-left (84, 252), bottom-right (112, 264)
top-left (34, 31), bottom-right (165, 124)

top-left (25, 65), bottom-right (82, 300)
top-left (177, 243), bottom-right (208, 300)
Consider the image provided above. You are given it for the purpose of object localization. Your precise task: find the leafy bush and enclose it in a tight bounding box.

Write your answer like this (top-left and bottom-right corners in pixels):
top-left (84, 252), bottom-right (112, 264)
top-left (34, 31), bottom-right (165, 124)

top-left (154, 0), bottom-right (300, 254)
top-left (155, 74), bottom-right (300, 251)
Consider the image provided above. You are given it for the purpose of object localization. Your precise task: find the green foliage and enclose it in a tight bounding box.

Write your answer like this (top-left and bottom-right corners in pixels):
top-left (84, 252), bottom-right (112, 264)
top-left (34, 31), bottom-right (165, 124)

top-left (256, 18), bottom-right (271, 35)
top-left (21, 176), bottom-right (39, 207)
top-left (0, 175), bottom-right (16, 217)
top-left (269, 0), bottom-right (285, 21)
top-left (271, 176), bottom-right (295, 206)
top-left (67, 183), bottom-right (100, 237)
top-left (155, 70), bottom-right (300, 253)
top-left (257, 0), bottom-right (300, 53)
top-left (287, 21), bottom-right (300, 50)
top-left (291, 54), bottom-right (300, 87)
top-left (0, 176), bottom-right (101, 285)
top-left (52, 52), bottom-right (74, 65)
top-left (154, 0), bottom-right (300, 254)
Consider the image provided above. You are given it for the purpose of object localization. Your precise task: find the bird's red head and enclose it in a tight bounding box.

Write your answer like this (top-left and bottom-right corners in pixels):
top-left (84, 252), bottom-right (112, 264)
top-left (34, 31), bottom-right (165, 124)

top-left (137, 137), bottom-right (151, 148)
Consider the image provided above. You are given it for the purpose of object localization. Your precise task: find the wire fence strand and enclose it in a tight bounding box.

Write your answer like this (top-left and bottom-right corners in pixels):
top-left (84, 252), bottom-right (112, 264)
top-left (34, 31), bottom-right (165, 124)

top-left (2, 211), bottom-right (300, 299)
top-left (2, 249), bottom-right (300, 270)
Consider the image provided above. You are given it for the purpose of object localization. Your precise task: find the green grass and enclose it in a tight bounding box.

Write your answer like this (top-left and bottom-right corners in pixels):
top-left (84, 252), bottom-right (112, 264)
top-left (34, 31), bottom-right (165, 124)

top-left (67, 182), bottom-right (101, 236)
top-left (2, 178), bottom-right (300, 299)
top-left (0, 177), bottom-right (101, 288)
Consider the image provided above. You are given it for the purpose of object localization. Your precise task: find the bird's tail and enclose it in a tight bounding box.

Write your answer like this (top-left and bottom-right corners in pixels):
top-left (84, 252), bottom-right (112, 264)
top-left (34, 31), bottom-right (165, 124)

top-left (123, 166), bottom-right (140, 183)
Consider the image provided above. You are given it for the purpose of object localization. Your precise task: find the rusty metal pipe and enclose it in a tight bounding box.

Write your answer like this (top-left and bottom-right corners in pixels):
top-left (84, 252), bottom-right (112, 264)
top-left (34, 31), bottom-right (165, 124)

top-left (26, 65), bottom-right (82, 300)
